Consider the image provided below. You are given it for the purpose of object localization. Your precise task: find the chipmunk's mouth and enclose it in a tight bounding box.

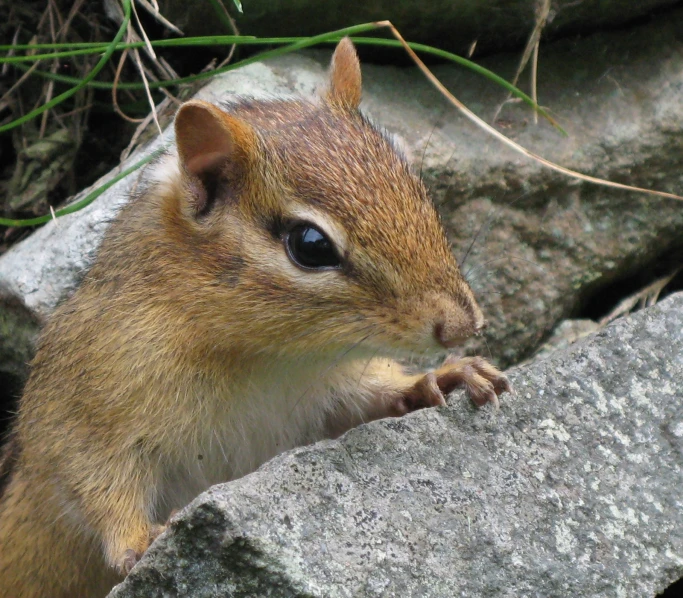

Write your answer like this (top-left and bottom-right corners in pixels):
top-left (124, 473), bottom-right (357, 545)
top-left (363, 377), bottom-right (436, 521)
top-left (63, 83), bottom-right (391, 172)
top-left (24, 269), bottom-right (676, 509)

top-left (356, 330), bottom-right (467, 361)
top-left (433, 333), bottom-right (470, 349)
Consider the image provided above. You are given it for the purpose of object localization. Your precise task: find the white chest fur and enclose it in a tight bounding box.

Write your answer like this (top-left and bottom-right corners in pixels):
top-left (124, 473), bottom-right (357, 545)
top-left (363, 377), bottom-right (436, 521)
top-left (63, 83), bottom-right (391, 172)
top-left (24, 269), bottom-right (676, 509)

top-left (152, 358), bottom-right (358, 519)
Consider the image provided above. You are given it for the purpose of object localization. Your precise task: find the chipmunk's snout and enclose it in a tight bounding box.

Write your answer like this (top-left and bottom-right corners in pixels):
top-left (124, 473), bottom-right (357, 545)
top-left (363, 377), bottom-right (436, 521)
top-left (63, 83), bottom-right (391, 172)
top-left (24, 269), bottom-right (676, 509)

top-left (431, 293), bottom-right (486, 349)
top-left (434, 321), bottom-right (462, 349)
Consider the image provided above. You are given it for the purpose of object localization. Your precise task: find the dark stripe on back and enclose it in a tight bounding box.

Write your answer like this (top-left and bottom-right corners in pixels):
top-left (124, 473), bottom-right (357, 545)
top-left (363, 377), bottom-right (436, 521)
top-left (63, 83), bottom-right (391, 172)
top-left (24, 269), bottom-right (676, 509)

top-left (0, 432), bottom-right (20, 500)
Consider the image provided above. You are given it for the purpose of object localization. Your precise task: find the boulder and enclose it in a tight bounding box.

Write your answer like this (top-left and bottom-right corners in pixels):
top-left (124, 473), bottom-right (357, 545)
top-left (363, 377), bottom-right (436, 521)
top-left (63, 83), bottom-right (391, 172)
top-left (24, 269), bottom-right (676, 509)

top-left (159, 0), bottom-right (680, 56)
top-left (109, 292), bottom-right (683, 597)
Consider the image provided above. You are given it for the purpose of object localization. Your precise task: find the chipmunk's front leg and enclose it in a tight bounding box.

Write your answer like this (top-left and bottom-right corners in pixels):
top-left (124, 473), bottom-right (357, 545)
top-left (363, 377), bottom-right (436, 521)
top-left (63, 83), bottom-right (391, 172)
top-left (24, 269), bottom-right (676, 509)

top-left (105, 514), bottom-right (166, 577)
top-left (327, 356), bottom-right (510, 437)
top-left (78, 457), bottom-right (165, 577)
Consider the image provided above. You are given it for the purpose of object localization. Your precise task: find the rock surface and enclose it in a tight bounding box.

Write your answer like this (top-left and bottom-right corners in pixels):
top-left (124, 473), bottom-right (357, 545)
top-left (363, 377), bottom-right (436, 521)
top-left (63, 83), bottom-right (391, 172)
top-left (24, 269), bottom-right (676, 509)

top-left (109, 292), bottom-right (683, 598)
top-left (525, 318), bottom-right (600, 363)
top-left (2, 8), bottom-right (683, 378)
top-left (160, 0), bottom-right (680, 56)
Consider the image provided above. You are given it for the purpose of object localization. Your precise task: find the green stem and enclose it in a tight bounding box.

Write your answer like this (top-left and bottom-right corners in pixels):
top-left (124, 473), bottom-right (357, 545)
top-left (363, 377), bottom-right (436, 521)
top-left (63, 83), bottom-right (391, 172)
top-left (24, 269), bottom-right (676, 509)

top-left (0, 148), bottom-right (165, 227)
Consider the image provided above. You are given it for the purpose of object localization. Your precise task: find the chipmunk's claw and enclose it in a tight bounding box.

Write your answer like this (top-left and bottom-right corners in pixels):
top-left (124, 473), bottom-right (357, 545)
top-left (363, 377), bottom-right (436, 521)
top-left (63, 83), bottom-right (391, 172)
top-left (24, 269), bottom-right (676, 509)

top-left (390, 371), bottom-right (447, 416)
top-left (119, 549), bottom-right (138, 576)
top-left (116, 523), bottom-right (167, 577)
top-left (434, 355), bottom-right (510, 408)
top-left (390, 356), bottom-right (509, 416)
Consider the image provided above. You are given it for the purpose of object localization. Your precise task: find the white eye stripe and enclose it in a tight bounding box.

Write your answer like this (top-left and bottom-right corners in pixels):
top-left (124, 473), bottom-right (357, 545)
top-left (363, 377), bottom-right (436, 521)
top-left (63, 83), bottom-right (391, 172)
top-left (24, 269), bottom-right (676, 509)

top-left (287, 204), bottom-right (347, 256)
top-left (258, 237), bottom-right (346, 292)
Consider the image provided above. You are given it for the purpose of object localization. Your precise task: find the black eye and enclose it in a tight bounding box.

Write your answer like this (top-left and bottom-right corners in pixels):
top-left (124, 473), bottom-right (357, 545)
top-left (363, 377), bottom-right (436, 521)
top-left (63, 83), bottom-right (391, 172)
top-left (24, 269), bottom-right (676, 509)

top-left (286, 223), bottom-right (341, 270)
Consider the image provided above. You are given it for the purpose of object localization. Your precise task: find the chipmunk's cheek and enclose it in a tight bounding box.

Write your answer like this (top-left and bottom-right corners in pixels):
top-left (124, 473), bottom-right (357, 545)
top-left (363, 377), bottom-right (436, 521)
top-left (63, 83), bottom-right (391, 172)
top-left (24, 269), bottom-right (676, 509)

top-left (370, 309), bottom-right (437, 353)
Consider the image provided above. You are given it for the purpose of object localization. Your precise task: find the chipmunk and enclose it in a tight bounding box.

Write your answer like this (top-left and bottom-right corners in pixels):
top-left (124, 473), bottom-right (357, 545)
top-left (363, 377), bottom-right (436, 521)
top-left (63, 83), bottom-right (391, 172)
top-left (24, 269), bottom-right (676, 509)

top-left (0, 38), bottom-right (509, 598)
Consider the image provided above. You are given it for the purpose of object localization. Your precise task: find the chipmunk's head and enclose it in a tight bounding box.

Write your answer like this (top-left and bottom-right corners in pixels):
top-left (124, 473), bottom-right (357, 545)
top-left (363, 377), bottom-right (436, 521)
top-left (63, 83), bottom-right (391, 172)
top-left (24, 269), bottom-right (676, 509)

top-left (169, 38), bottom-right (484, 360)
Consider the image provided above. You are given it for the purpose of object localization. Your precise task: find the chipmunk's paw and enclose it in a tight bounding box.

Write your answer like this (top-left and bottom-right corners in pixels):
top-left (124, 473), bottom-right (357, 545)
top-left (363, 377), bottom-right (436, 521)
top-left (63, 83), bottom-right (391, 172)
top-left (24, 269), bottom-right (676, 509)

top-left (432, 355), bottom-right (511, 408)
top-left (115, 524), bottom-right (167, 576)
top-left (118, 549), bottom-right (138, 576)
top-left (390, 371), bottom-right (448, 416)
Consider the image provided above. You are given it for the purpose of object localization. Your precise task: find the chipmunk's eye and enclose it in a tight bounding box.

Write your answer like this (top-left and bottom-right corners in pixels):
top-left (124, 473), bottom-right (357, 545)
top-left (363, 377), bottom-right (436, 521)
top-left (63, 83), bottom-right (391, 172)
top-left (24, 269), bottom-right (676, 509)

top-left (286, 223), bottom-right (341, 270)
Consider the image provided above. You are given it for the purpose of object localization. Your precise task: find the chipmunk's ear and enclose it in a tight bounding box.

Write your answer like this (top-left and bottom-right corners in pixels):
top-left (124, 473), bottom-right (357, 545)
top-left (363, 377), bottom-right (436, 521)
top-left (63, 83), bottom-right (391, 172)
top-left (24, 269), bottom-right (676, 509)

top-left (325, 37), bottom-right (361, 110)
top-left (174, 100), bottom-right (256, 215)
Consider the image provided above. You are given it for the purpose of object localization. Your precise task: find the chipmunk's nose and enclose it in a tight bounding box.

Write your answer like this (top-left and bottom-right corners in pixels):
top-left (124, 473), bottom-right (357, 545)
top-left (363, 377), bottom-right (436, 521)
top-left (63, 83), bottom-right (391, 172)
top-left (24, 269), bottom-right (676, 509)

top-left (432, 298), bottom-right (486, 349)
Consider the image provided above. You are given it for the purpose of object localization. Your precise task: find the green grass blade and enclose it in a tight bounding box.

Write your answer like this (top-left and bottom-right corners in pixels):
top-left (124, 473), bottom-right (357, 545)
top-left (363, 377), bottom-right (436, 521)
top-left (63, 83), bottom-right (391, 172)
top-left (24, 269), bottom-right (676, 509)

top-left (0, 36), bottom-right (254, 52)
top-left (0, 147), bottom-right (165, 228)
top-left (0, 37), bottom-right (254, 63)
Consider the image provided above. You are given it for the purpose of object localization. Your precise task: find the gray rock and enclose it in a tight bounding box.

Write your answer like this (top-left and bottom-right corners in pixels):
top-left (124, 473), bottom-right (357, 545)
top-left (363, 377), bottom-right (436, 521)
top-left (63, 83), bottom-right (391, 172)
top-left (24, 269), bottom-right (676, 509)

top-left (3, 8), bottom-right (683, 376)
top-left (159, 0), bottom-right (680, 55)
top-left (0, 287), bottom-right (40, 397)
top-left (109, 293), bottom-right (683, 598)
top-left (527, 318), bottom-right (600, 363)
top-left (388, 7), bottom-right (683, 367)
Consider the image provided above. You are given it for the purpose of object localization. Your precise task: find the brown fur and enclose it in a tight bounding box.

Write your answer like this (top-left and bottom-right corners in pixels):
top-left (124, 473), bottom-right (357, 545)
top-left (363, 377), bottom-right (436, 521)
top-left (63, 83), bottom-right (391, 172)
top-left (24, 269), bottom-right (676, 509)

top-left (0, 434), bottom-right (19, 499)
top-left (0, 38), bottom-right (508, 597)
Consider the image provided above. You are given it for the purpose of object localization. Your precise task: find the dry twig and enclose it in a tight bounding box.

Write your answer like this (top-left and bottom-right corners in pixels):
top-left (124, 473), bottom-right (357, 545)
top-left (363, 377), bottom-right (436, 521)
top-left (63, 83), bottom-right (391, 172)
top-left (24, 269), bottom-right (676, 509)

top-left (599, 269), bottom-right (681, 326)
top-left (492, 0), bottom-right (551, 125)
